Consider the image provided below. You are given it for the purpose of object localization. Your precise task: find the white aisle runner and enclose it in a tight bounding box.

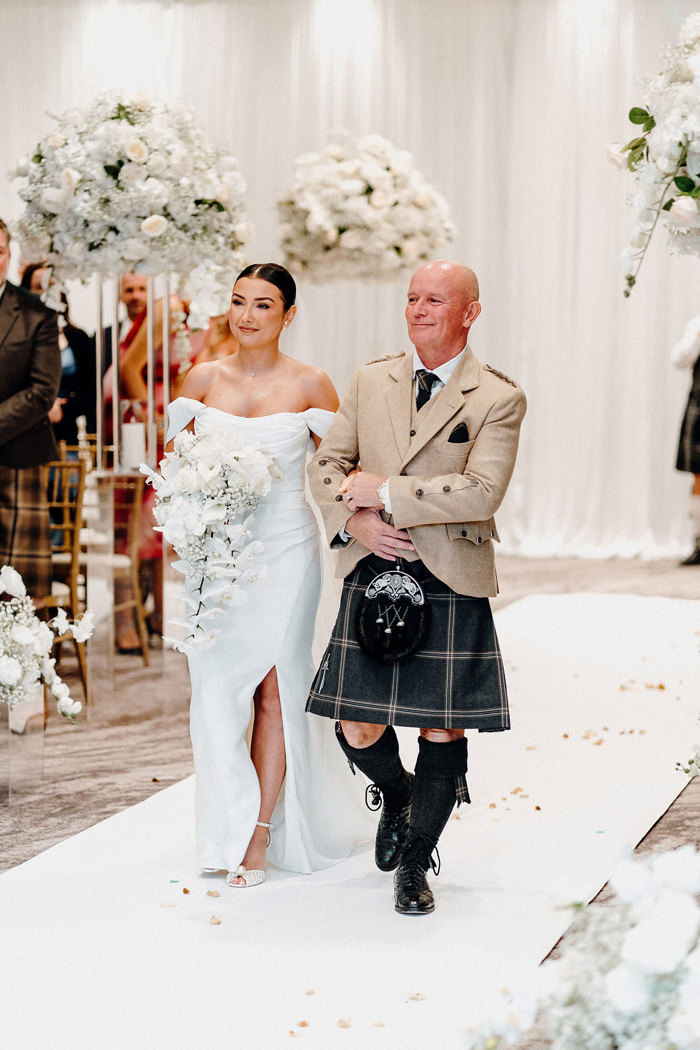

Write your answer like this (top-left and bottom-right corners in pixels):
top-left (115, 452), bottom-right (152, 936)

top-left (1, 594), bottom-right (698, 1050)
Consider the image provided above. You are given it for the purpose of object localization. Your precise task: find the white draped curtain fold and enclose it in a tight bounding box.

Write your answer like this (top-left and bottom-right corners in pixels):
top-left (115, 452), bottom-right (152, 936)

top-left (0, 0), bottom-right (697, 556)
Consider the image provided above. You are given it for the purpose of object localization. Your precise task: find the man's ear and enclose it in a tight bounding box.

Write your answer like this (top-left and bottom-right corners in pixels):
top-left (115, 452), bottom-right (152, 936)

top-left (463, 301), bottom-right (481, 329)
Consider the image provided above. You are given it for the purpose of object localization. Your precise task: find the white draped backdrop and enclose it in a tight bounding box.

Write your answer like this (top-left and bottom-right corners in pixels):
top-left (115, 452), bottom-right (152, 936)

top-left (1, 0), bottom-right (699, 557)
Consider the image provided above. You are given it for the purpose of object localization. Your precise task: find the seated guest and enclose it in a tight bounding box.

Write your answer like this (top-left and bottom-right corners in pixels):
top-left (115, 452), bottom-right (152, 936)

top-left (0, 219), bottom-right (60, 600)
top-left (190, 312), bottom-right (239, 365)
top-left (21, 263), bottom-right (96, 445)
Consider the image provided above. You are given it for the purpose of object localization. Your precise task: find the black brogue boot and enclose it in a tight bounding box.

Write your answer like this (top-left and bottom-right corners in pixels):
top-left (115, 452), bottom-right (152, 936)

top-left (394, 736), bottom-right (469, 916)
top-left (335, 723), bottom-right (413, 871)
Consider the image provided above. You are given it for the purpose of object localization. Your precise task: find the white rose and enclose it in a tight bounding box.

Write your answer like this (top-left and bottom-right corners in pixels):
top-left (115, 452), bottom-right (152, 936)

top-left (0, 656), bottom-right (23, 687)
top-left (11, 623), bottom-right (35, 646)
top-left (130, 93), bottom-right (150, 111)
top-left (400, 238), bottom-right (419, 260)
top-left (174, 465), bottom-right (198, 492)
top-left (67, 240), bottom-right (88, 263)
top-left (40, 187), bottom-right (67, 214)
top-left (0, 564), bottom-right (27, 597)
top-left (668, 196), bottom-right (700, 227)
top-left (339, 229), bottom-right (364, 250)
top-left (48, 131), bottom-right (65, 151)
top-left (413, 191), bottom-right (433, 208)
top-left (147, 153), bottom-right (168, 176)
top-left (141, 214), bottom-right (168, 237)
top-left (12, 156), bottom-right (28, 178)
top-left (119, 164), bottom-right (147, 187)
top-left (121, 237), bottom-right (148, 262)
top-left (370, 190), bottom-right (391, 209)
top-left (126, 139), bottom-right (148, 163)
top-left (61, 167), bottom-right (81, 192)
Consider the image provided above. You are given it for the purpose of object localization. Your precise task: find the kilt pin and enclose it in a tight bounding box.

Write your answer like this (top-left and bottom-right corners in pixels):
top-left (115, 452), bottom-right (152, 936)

top-left (306, 345), bottom-right (526, 913)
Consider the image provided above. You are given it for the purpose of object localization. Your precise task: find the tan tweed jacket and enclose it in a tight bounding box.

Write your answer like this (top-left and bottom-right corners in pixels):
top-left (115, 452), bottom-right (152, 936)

top-left (308, 346), bottom-right (527, 597)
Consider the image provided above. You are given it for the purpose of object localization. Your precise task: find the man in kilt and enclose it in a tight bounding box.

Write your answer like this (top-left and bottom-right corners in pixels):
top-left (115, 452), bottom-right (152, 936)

top-left (307, 261), bottom-right (526, 915)
top-left (0, 219), bottom-right (61, 599)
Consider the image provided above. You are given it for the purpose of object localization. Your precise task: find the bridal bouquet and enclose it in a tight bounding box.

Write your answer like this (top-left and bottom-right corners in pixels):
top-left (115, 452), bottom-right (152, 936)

top-left (141, 427), bottom-right (281, 656)
top-left (278, 131), bottom-right (455, 280)
top-left (0, 565), bottom-right (92, 720)
top-left (464, 845), bottom-right (700, 1049)
top-left (10, 92), bottom-right (251, 327)
top-left (613, 13), bottom-right (700, 294)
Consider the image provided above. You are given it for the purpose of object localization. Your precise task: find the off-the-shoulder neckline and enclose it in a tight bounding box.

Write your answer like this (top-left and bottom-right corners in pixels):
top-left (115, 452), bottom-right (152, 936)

top-left (170, 397), bottom-right (333, 422)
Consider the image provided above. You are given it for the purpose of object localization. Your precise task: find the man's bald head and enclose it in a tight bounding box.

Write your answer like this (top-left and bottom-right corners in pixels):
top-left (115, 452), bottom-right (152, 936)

top-left (405, 261), bottom-right (482, 364)
top-left (413, 261), bottom-right (479, 305)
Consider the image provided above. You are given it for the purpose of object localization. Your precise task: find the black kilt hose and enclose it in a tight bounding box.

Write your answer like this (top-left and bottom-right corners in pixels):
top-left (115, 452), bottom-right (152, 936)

top-left (307, 556), bottom-right (510, 731)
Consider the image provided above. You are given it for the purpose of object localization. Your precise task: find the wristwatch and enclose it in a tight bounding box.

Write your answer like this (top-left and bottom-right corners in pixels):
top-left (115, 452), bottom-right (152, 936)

top-left (377, 480), bottom-right (389, 507)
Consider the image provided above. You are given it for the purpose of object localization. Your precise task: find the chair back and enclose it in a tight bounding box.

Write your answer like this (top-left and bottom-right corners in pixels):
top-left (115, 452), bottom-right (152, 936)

top-left (41, 458), bottom-right (87, 570)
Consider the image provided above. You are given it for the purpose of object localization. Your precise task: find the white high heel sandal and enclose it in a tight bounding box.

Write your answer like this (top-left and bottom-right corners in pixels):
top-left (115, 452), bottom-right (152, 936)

top-left (226, 821), bottom-right (272, 888)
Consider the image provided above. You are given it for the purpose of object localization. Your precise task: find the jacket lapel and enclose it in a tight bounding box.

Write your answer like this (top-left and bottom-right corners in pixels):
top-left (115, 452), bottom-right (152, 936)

top-left (401, 346), bottom-right (481, 466)
top-left (386, 353), bottom-right (414, 461)
top-left (0, 284), bottom-right (19, 351)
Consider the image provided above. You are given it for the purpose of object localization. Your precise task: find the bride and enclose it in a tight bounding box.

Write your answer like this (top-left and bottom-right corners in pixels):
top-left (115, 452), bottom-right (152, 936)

top-left (167, 263), bottom-right (369, 887)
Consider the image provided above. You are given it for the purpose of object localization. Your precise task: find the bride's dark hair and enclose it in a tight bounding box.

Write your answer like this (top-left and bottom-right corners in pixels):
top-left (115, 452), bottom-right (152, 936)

top-left (235, 263), bottom-right (296, 312)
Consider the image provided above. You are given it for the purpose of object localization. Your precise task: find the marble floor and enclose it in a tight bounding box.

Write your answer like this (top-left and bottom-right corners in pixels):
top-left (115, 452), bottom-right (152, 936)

top-left (1, 555), bottom-right (698, 875)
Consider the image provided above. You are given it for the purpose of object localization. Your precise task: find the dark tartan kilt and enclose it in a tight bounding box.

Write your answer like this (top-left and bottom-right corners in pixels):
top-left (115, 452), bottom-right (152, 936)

top-left (676, 393), bottom-right (700, 474)
top-left (306, 556), bottom-right (510, 732)
top-left (0, 464), bottom-right (51, 598)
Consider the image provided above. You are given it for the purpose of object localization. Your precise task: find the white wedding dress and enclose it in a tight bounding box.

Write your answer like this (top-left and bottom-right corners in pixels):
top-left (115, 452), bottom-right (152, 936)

top-left (166, 397), bottom-right (371, 875)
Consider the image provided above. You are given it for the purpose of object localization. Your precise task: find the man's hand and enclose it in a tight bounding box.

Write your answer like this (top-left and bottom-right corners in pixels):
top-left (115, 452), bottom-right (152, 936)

top-left (48, 398), bottom-right (66, 424)
top-left (338, 471), bottom-right (387, 511)
top-left (345, 509), bottom-right (414, 560)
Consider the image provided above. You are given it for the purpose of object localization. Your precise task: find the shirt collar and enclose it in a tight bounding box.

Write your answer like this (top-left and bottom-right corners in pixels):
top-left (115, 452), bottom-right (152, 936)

top-left (0, 281), bottom-right (6, 302)
top-left (412, 345), bottom-right (467, 385)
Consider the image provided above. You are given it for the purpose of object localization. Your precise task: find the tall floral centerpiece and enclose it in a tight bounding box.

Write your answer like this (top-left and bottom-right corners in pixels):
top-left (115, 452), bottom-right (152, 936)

top-left (10, 93), bottom-right (251, 327)
top-left (278, 132), bottom-right (455, 280)
top-left (0, 566), bottom-right (92, 720)
top-left (613, 14), bottom-right (700, 296)
top-left (464, 845), bottom-right (700, 1049)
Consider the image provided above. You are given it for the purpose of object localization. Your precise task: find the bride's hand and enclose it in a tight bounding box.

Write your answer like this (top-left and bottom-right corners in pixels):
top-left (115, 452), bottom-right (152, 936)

top-left (345, 509), bottom-right (414, 560)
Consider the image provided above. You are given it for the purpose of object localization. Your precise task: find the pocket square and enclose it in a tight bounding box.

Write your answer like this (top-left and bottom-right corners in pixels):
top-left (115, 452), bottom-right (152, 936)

top-left (448, 422), bottom-right (470, 443)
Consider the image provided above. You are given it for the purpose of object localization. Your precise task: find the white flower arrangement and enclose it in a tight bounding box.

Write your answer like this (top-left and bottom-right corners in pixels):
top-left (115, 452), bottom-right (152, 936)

top-left (278, 132), bottom-right (455, 280)
top-left (141, 426), bottom-right (281, 656)
top-left (614, 13), bottom-right (700, 294)
top-left (10, 92), bottom-right (251, 327)
top-left (0, 565), bottom-right (93, 720)
top-left (465, 845), bottom-right (700, 1050)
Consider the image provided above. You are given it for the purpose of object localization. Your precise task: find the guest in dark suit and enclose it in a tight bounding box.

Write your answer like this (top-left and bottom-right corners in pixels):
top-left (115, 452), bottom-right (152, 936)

top-left (21, 263), bottom-right (96, 445)
top-left (0, 219), bottom-right (61, 598)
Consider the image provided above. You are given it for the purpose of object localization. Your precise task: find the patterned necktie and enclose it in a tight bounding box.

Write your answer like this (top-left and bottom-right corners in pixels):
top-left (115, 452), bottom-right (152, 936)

top-left (415, 369), bottom-right (439, 411)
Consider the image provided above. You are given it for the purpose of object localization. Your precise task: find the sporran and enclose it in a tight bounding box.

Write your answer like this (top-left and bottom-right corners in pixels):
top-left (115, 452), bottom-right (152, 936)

top-left (355, 562), bottom-right (431, 664)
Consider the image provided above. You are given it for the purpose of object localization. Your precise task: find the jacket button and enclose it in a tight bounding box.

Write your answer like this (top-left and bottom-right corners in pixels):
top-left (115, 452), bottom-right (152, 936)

top-left (319, 459), bottom-right (327, 466)
top-left (323, 477), bottom-right (331, 485)
top-left (410, 429), bottom-right (416, 437)
top-left (461, 529), bottom-right (467, 537)
top-left (443, 485), bottom-right (450, 493)
top-left (335, 494), bottom-right (343, 502)
top-left (416, 488), bottom-right (423, 498)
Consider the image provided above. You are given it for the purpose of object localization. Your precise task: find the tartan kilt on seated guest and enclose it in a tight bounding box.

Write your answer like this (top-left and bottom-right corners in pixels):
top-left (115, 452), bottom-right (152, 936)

top-left (306, 555), bottom-right (510, 731)
top-left (0, 464), bottom-right (51, 598)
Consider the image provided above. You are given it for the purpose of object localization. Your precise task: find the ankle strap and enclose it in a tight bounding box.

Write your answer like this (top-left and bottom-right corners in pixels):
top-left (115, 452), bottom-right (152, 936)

top-left (256, 820), bottom-right (272, 829)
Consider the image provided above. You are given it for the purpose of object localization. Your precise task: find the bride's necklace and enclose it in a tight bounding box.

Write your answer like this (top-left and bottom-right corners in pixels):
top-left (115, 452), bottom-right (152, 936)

top-left (239, 355), bottom-right (275, 379)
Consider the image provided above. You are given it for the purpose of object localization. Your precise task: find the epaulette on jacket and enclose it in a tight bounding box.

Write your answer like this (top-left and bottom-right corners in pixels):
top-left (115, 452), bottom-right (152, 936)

top-left (366, 352), bottom-right (406, 365)
top-left (484, 364), bottom-right (519, 387)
